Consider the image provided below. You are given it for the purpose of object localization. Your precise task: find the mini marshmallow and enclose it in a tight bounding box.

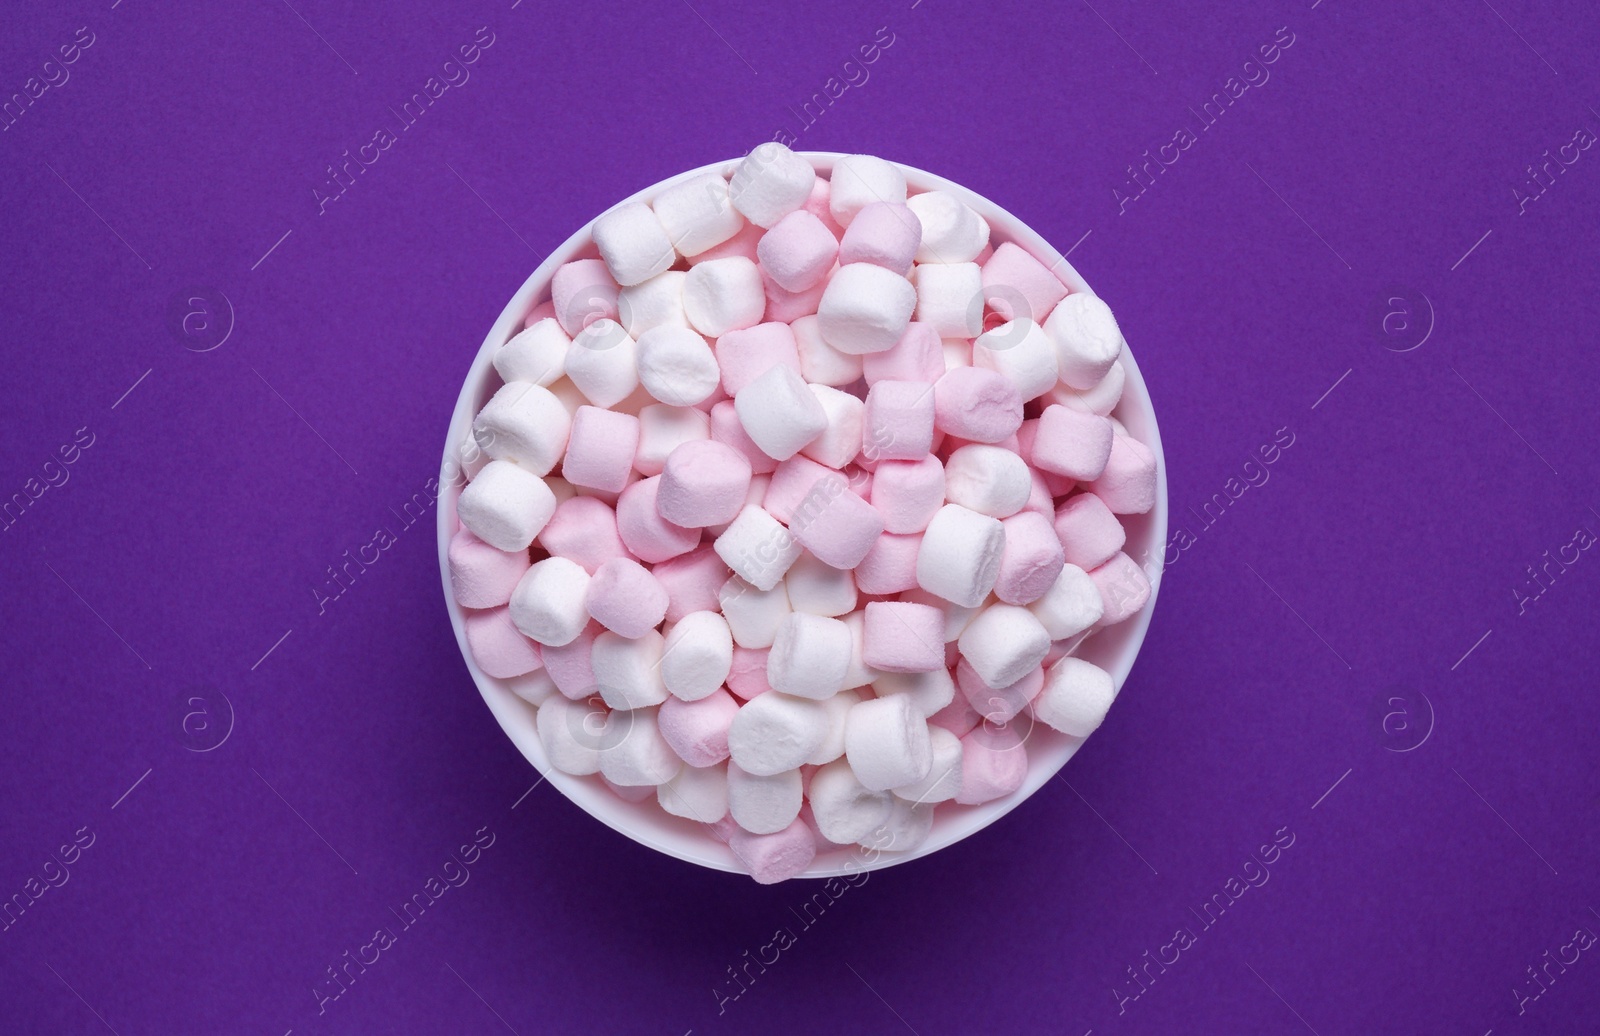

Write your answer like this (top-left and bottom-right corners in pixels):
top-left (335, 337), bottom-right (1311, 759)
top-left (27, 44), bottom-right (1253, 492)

top-left (829, 155), bottom-right (908, 227)
top-left (598, 706), bottom-right (681, 785)
top-left (933, 366), bottom-right (1023, 444)
top-left (494, 318), bottom-right (569, 387)
top-left (1089, 552), bottom-right (1152, 626)
top-left (633, 403), bottom-right (710, 477)
top-left (714, 505), bottom-right (801, 591)
top-left (981, 242), bottom-right (1068, 323)
top-left (510, 557), bottom-right (592, 648)
top-left (593, 201), bottom-right (676, 287)
top-left (683, 257), bottom-right (766, 337)
top-left (692, 221), bottom-right (763, 265)
top-left (616, 476), bottom-right (700, 563)
top-left (463, 607), bottom-right (543, 679)
top-left (837, 202), bottom-right (921, 275)
top-left (734, 365), bottom-right (828, 461)
top-left (654, 547), bottom-right (731, 623)
top-left (914, 262), bottom-right (983, 338)
top-left (767, 613), bottom-right (852, 699)
top-left (855, 532), bottom-right (923, 595)
top-left (456, 460), bottom-right (557, 552)
top-left (1033, 404), bottom-right (1114, 482)
top-left (709, 399), bottom-right (779, 475)
top-left (603, 776), bottom-right (657, 803)
top-left (817, 263), bottom-right (917, 355)
top-left (844, 693), bottom-right (933, 791)
top-left (651, 172), bottom-right (745, 257)
top-left (508, 669), bottom-right (558, 707)
top-left (1054, 493), bottom-right (1127, 570)
top-left (728, 693), bottom-right (830, 775)
top-left (892, 724), bottom-right (963, 803)
top-left (719, 575), bottom-right (791, 648)
top-left (541, 623), bottom-right (600, 699)
top-left (727, 646), bottom-right (774, 699)
top-left (657, 439), bottom-right (752, 527)
top-left (784, 552), bottom-right (858, 617)
top-left (726, 818), bottom-right (816, 884)
top-left (906, 190), bottom-right (989, 264)
top-left (800, 385), bottom-right (864, 469)
top-left (943, 444), bottom-right (1032, 518)
top-left (917, 504), bottom-right (1005, 608)
top-left (561, 405), bottom-right (640, 493)
top-left (728, 763), bottom-right (805, 836)
top-left (862, 380), bottom-right (936, 461)
top-left (956, 658), bottom-right (1042, 723)
top-left (1029, 563), bottom-right (1104, 639)
top-left (873, 797), bottom-right (935, 851)
top-left (872, 667), bottom-right (955, 718)
top-left (953, 724), bottom-right (1027, 805)
top-left (538, 496), bottom-right (629, 573)
top-left (788, 475), bottom-right (884, 569)
top-left (617, 270), bottom-right (689, 338)
top-left (869, 456), bottom-right (944, 534)
top-left (661, 610), bottom-right (734, 701)
top-left (1033, 657), bottom-right (1116, 737)
top-left (1087, 433), bottom-right (1157, 514)
top-left (657, 762), bottom-right (729, 823)
top-left (757, 210), bottom-right (838, 292)
top-left (901, 586), bottom-right (981, 642)
top-left (928, 692), bottom-right (982, 739)
top-left (762, 454), bottom-right (833, 524)
top-left (1045, 292), bottom-right (1124, 389)
top-left (973, 319), bottom-right (1058, 401)
top-left (807, 687), bottom-right (862, 765)
top-left (592, 629), bottom-right (668, 709)
top-left (729, 142), bottom-right (816, 228)
top-left (551, 258), bottom-right (620, 336)
top-left (585, 558), bottom-right (669, 638)
top-left (473, 382), bottom-right (572, 476)
top-left (658, 687), bottom-right (740, 766)
top-left (994, 510), bottom-right (1066, 605)
top-left (635, 325), bottom-right (720, 407)
top-left (564, 320), bottom-right (639, 408)
top-left (715, 322), bottom-right (801, 396)
top-left (449, 528), bottom-right (531, 608)
top-left (839, 610), bottom-right (878, 692)
top-left (862, 601), bottom-right (944, 673)
top-left (862, 322), bottom-right (944, 386)
top-left (1052, 359), bottom-right (1126, 416)
top-left (958, 603), bottom-right (1050, 688)
top-left (535, 696), bottom-right (602, 775)
top-left (761, 266), bottom-right (829, 323)
top-left (792, 314), bottom-right (864, 386)
top-left (807, 759), bottom-right (893, 844)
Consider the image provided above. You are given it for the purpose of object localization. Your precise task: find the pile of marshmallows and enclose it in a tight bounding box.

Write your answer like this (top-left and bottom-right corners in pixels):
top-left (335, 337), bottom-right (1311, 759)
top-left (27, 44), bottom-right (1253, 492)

top-left (448, 146), bottom-right (1156, 883)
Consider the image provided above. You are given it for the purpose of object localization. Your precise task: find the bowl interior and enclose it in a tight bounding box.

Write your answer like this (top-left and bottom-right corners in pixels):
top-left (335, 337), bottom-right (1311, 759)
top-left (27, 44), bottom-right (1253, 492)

top-left (437, 153), bottom-right (1167, 878)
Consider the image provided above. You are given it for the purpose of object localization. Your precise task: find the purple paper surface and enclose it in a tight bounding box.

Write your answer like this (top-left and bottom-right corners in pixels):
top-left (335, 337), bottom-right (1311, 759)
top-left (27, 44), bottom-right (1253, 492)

top-left (3, 1), bottom-right (1598, 1032)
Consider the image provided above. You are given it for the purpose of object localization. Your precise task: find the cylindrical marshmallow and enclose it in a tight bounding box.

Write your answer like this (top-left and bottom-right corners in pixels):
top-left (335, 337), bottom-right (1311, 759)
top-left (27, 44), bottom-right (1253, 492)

top-left (757, 209), bottom-right (838, 291)
top-left (636, 325), bottom-right (720, 407)
top-left (718, 575), bottom-right (791, 649)
top-left (981, 242), bottom-right (1068, 324)
top-left (800, 385), bottom-right (865, 469)
top-left (783, 552), bottom-right (858, 617)
top-left (509, 556), bottom-right (591, 647)
top-left (953, 723), bottom-right (1028, 805)
top-left (535, 695), bottom-right (604, 775)
top-left (933, 366), bottom-right (1023, 444)
top-left (1054, 492), bottom-right (1127, 571)
top-left (1044, 292), bottom-right (1124, 389)
top-left (585, 557), bottom-right (669, 638)
top-left (1028, 563), bottom-right (1104, 639)
top-left (683, 257), bottom-right (766, 338)
top-left (494, 318), bottom-right (569, 387)
top-left (994, 510), bottom-right (1066, 605)
top-left (658, 688), bottom-right (740, 766)
top-left (766, 613), bottom-right (852, 700)
top-left (1033, 657), bottom-right (1116, 737)
top-left (973, 319), bottom-right (1058, 401)
top-left (892, 725), bottom-right (963, 803)
top-left (863, 379), bottom-right (936, 461)
top-left (916, 504), bottom-right (1004, 608)
top-left (828, 155), bottom-right (908, 227)
top-left (729, 143), bottom-right (816, 228)
top-left (792, 314), bottom-right (864, 386)
top-left (728, 692), bottom-right (829, 776)
top-left (957, 603), bottom-right (1051, 689)
top-left (473, 382), bottom-right (572, 477)
top-left (592, 201), bottom-right (675, 287)
top-left (463, 607), bottom-right (542, 679)
top-left (592, 629), bottom-right (669, 709)
top-left (538, 495), bottom-right (629, 573)
top-left (1087, 433), bottom-right (1157, 514)
top-left (656, 439), bottom-right (752, 528)
top-left (807, 687), bottom-right (862, 765)
top-left (598, 706), bottom-right (681, 785)
top-left (1033, 404), bottom-right (1114, 482)
top-left (562, 406), bottom-right (640, 494)
top-left (659, 610), bottom-right (734, 701)
top-left (726, 818), bottom-right (817, 884)
top-left (817, 263), bottom-right (917, 355)
top-left (657, 762), bottom-right (730, 823)
top-left (956, 658), bottom-right (1043, 723)
top-left (914, 262), bottom-right (983, 338)
top-left (551, 258), bottom-right (620, 337)
top-left (807, 759), bottom-right (894, 844)
top-left (837, 202), bottom-right (921, 275)
top-left (564, 320), bottom-right (639, 408)
top-left (733, 365), bottom-right (828, 462)
top-left (651, 172), bottom-right (745, 257)
top-left (906, 190), bottom-right (989, 264)
top-left (844, 693), bottom-right (933, 791)
top-left (871, 667), bottom-right (955, 718)
top-left (448, 528), bottom-right (531, 608)
top-left (943, 445), bottom-right (1032, 518)
top-left (616, 476), bottom-right (700, 563)
top-left (861, 601), bottom-right (944, 673)
top-left (714, 505), bottom-right (801, 591)
top-left (1089, 552), bottom-right (1153, 626)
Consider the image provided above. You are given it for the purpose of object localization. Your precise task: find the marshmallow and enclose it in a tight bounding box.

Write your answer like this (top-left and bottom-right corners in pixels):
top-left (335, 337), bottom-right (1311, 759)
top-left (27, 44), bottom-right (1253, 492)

top-left (844, 693), bottom-right (933, 791)
top-left (928, 692), bottom-right (982, 739)
top-left (715, 322), bottom-right (801, 395)
top-left (615, 476), bottom-right (700, 563)
top-left (855, 532), bottom-right (923, 595)
top-left (535, 695), bottom-right (603, 775)
top-left (869, 456), bottom-right (945, 534)
top-left (593, 201), bottom-right (676, 287)
top-left (564, 320), bottom-right (639, 408)
top-left (932, 366), bottom-right (1022, 445)
top-left (635, 325), bottom-right (719, 407)
top-left (1045, 292), bottom-right (1124, 389)
top-left (734, 365), bottom-right (828, 461)
top-left (473, 382), bottom-right (572, 476)
top-left (862, 322), bottom-right (944, 386)
top-left (892, 724), bottom-right (962, 803)
top-left (1054, 493), bottom-right (1126, 570)
top-left (784, 552), bottom-right (858, 617)
top-left (761, 266), bottom-right (829, 323)
top-left (1029, 563), bottom-right (1104, 639)
top-left (603, 776), bottom-right (657, 803)
top-left (914, 262), bottom-right (983, 338)
top-left (943, 444), bottom-right (1032, 518)
top-left (942, 337), bottom-right (972, 372)
top-left (800, 385), bottom-right (864, 469)
top-left (683, 257), bottom-right (766, 337)
top-left (462, 607), bottom-right (543, 679)
top-left (837, 202), bottom-right (921, 275)
top-left (761, 454), bottom-right (834, 524)
top-left (551, 258), bottom-right (620, 337)
top-left (657, 762), bottom-right (729, 823)
top-left (598, 706), bottom-right (681, 785)
top-left (973, 319), bottom-right (1058, 401)
top-left (714, 505), bottom-right (801, 591)
top-left (726, 818), bottom-right (816, 884)
top-left (456, 460), bottom-right (557, 552)
top-left (1052, 359), bottom-right (1126, 416)
top-left (862, 601), bottom-right (944, 673)
top-left (541, 623), bottom-right (600, 699)
top-left (592, 629), bottom-right (668, 708)
top-left (657, 439), bottom-right (753, 527)
top-left (1033, 657), bottom-right (1116, 737)
top-left (871, 667), bottom-right (955, 718)
top-left (660, 610), bottom-right (734, 701)
top-left (787, 474), bottom-right (884, 569)
top-left (901, 586), bottom-right (981, 642)
top-left (829, 155), bottom-right (908, 227)
top-left (633, 403), bottom-right (710, 477)
top-left (1087, 433), bottom-right (1157, 514)
top-left (692, 220), bottom-right (763, 265)
top-left (507, 668), bottom-right (558, 706)
top-left (862, 379), bottom-right (935, 461)
top-left (817, 263), bottom-right (917, 356)
top-left (729, 143), bottom-right (816, 228)
top-left (538, 496), bottom-right (628, 573)
top-left (709, 399), bottom-right (779, 475)
top-left (1033, 404), bottom-right (1114, 482)
top-left (617, 270), bottom-right (689, 338)
top-left (757, 210), bottom-right (838, 291)
top-left (953, 723), bottom-right (1027, 805)
top-left (792, 314), bottom-right (864, 386)
top-left (807, 759), bottom-right (893, 844)
top-left (839, 610), bottom-right (878, 691)
top-left (906, 190), bottom-right (989, 264)
top-left (728, 762), bottom-right (805, 837)
top-left (448, 528), bottom-right (531, 608)
top-left (651, 172), bottom-right (745, 257)
top-left (981, 242), bottom-right (1068, 324)
top-left (658, 687), bottom-right (740, 766)
top-left (728, 693), bottom-right (829, 775)
top-left (510, 557), bottom-right (592, 648)
top-left (718, 574), bottom-right (791, 648)
top-left (958, 603), bottom-right (1051, 688)
top-left (494, 318), bottom-right (569, 387)
top-left (767, 613), bottom-right (852, 699)
top-left (1089, 552), bottom-right (1152, 626)
top-left (916, 504), bottom-right (1004, 608)
top-left (807, 687), bottom-right (862, 765)
top-left (561, 405), bottom-right (640, 493)
top-left (994, 510), bottom-right (1066, 605)
top-left (957, 658), bottom-right (1042, 723)
top-left (727, 646), bottom-right (774, 699)
top-left (585, 558), bottom-right (669, 638)
top-left (654, 546), bottom-right (730, 623)
top-left (873, 797), bottom-right (935, 851)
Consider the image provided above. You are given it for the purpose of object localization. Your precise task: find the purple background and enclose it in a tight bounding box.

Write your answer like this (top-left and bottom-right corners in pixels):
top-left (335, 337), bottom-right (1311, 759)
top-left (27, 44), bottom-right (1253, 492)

top-left (3, 0), bottom-right (1598, 1032)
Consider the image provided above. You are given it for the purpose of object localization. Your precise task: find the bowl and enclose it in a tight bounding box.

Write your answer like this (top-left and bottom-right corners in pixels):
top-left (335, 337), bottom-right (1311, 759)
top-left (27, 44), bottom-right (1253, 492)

top-left (438, 152), bottom-right (1167, 877)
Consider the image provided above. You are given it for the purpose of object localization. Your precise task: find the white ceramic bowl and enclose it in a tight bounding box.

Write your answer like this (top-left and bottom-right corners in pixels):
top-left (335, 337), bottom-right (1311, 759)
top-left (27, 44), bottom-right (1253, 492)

top-left (438, 153), bottom-right (1167, 878)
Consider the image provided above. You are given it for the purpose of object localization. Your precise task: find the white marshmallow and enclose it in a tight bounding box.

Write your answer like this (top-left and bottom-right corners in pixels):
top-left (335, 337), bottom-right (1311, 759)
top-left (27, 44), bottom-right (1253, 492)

top-left (1044, 293), bottom-right (1124, 389)
top-left (651, 172), bottom-right (745, 257)
top-left (635, 325), bottom-right (720, 407)
top-left (683, 257), bottom-right (765, 337)
top-left (727, 763), bottom-right (804, 834)
top-left (829, 154), bottom-right (908, 227)
top-left (943, 444), bottom-right (1032, 518)
top-left (916, 504), bottom-right (1005, 607)
top-left (871, 668), bottom-right (955, 717)
top-left (728, 693), bottom-right (829, 775)
top-left (473, 382), bottom-right (572, 477)
top-left (1033, 656), bottom-right (1117, 737)
top-left (817, 263), bottom-right (917, 355)
top-left (800, 384), bottom-right (865, 469)
top-left (714, 506), bottom-right (801, 591)
top-left (734, 365), bottom-right (828, 461)
top-left (783, 552), bottom-right (858, 617)
top-left (892, 725), bottom-right (962, 804)
top-left (766, 612), bottom-right (852, 700)
top-left (457, 460), bottom-right (556, 552)
top-left (807, 687), bottom-right (862, 765)
top-left (598, 706), bottom-right (681, 785)
top-left (905, 190), bottom-right (990, 263)
top-left (973, 320), bottom-right (1059, 401)
top-left (509, 557), bottom-right (592, 647)
top-left (807, 759), bottom-right (893, 844)
top-left (792, 313), bottom-right (864, 386)
top-left (1052, 359), bottom-right (1126, 416)
top-left (564, 320), bottom-right (639, 408)
top-left (592, 629), bottom-right (669, 709)
top-left (657, 762), bottom-right (729, 822)
top-left (507, 669), bottom-right (558, 706)
top-left (871, 797), bottom-right (934, 851)
top-left (844, 693), bottom-right (933, 791)
top-left (633, 404), bottom-right (710, 476)
top-left (729, 143), bottom-right (816, 228)
top-left (914, 262), bottom-right (983, 338)
top-left (661, 610), bottom-right (734, 701)
top-left (493, 318), bottom-right (569, 387)
top-left (958, 604), bottom-right (1050, 688)
top-left (617, 270), bottom-right (689, 338)
top-left (535, 696), bottom-right (603, 775)
top-left (1028, 564), bottom-right (1104, 639)
top-left (718, 574), bottom-right (792, 648)
top-left (592, 201), bottom-right (676, 286)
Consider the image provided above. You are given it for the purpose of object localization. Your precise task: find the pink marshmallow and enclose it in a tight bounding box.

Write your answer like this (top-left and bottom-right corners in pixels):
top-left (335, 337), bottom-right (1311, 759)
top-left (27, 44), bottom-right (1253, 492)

top-left (524, 299), bottom-right (557, 328)
top-left (1053, 492), bottom-right (1126, 571)
top-left (855, 532), bottom-right (923, 595)
top-left (714, 322), bottom-right (802, 396)
top-left (727, 647), bottom-right (774, 700)
top-left (463, 607), bottom-right (543, 679)
top-left (763, 454), bottom-right (834, 524)
top-left (863, 380), bottom-right (936, 461)
top-left (933, 366), bottom-right (1023, 444)
top-left (657, 439), bottom-right (753, 528)
top-left (801, 176), bottom-right (847, 238)
top-left (956, 658), bottom-right (1043, 722)
top-left (651, 546), bottom-right (731, 623)
top-left (862, 322), bottom-right (944, 386)
top-left (562, 406), bottom-right (640, 493)
top-left (1089, 551), bottom-right (1152, 626)
top-left (727, 817), bottom-right (816, 884)
top-left (837, 202), bottom-right (921, 275)
top-left (757, 210), bottom-right (838, 292)
top-left (585, 557), bottom-right (669, 638)
top-left (538, 496), bottom-right (630, 573)
top-left (994, 510), bottom-right (1067, 605)
top-left (1033, 404), bottom-right (1114, 482)
top-left (1021, 468), bottom-right (1055, 519)
top-left (1088, 433), bottom-right (1158, 514)
top-left (658, 688), bottom-right (741, 766)
top-left (788, 473), bottom-right (885, 569)
top-left (448, 528), bottom-right (531, 608)
top-left (928, 691), bottom-right (982, 738)
top-left (550, 258), bottom-right (620, 336)
top-left (862, 601), bottom-right (945, 673)
top-left (542, 622), bottom-right (600, 699)
top-left (616, 476), bottom-right (700, 563)
top-left (761, 266), bottom-right (830, 324)
top-left (981, 242), bottom-right (1068, 323)
top-left (869, 455), bottom-right (945, 534)
top-left (689, 221), bottom-right (762, 265)
top-left (710, 399), bottom-right (779, 475)
top-left (954, 723), bottom-right (1029, 804)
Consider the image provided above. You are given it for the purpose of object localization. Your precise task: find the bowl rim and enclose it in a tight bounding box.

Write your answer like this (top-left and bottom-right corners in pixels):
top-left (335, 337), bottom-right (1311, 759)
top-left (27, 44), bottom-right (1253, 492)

top-left (437, 151), bottom-right (1168, 878)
